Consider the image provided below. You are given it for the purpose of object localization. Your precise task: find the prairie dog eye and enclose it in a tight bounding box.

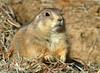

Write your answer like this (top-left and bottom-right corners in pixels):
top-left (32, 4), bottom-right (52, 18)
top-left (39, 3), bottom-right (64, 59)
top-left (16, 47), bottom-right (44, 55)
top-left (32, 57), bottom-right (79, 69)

top-left (45, 12), bottom-right (50, 16)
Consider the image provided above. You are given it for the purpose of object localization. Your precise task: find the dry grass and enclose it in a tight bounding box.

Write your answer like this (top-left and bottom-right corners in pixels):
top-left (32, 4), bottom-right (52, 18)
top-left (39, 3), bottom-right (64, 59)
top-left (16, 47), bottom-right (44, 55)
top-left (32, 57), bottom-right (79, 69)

top-left (0, 0), bottom-right (100, 73)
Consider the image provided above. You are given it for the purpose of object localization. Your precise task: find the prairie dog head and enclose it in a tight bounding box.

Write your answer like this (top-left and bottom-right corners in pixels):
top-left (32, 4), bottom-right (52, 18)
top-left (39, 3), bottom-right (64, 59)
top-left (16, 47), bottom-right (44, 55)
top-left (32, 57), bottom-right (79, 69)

top-left (33, 8), bottom-right (65, 34)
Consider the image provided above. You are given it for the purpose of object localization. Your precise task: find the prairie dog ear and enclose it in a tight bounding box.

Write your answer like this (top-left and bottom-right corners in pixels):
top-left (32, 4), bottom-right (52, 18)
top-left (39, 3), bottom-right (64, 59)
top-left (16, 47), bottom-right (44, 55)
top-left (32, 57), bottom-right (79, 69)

top-left (35, 14), bottom-right (40, 21)
top-left (34, 14), bottom-right (42, 23)
top-left (34, 10), bottom-right (51, 23)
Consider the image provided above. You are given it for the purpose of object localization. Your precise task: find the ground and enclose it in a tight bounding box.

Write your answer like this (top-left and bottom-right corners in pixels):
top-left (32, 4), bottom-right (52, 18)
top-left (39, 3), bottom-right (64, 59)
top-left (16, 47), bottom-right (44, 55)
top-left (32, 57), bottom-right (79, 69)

top-left (0, 0), bottom-right (100, 73)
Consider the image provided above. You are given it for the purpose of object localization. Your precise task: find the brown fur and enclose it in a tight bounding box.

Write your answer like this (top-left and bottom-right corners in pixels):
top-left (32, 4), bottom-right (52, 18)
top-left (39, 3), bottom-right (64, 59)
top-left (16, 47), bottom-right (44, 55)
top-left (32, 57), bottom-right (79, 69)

top-left (8, 0), bottom-right (69, 25)
top-left (9, 8), bottom-right (69, 62)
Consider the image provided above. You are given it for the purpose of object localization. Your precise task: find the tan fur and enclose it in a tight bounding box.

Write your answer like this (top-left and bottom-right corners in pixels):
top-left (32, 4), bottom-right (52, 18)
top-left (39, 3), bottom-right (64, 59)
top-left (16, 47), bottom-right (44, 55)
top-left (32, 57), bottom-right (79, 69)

top-left (9, 8), bottom-right (69, 62)
top-left (8, 0), bottom-right (69, 25)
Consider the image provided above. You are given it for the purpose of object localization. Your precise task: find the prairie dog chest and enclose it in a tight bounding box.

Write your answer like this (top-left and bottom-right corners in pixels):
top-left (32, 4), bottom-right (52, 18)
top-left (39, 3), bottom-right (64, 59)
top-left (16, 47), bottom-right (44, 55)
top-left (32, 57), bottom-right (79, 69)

top-left (49, 33), bottom-right (67, 51)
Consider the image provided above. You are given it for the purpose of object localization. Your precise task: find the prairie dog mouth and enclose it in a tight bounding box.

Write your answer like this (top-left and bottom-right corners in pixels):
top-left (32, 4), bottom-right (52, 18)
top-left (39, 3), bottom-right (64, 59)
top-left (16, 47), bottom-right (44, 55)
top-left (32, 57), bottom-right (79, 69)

top-left (52, 20), bottom-right (65, 32)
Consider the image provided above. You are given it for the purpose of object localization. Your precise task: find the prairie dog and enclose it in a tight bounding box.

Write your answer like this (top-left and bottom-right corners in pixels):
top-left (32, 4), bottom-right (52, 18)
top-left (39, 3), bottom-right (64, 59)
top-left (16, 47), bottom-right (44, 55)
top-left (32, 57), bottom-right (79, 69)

top-left (9, 8), bottom-right (69, 62)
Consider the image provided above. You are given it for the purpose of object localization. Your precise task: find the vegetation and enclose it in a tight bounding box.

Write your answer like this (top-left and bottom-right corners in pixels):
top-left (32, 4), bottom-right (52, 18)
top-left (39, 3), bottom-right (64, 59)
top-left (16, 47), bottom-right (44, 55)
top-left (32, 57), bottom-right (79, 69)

top-left (0, 0), bottom-right (100, 73)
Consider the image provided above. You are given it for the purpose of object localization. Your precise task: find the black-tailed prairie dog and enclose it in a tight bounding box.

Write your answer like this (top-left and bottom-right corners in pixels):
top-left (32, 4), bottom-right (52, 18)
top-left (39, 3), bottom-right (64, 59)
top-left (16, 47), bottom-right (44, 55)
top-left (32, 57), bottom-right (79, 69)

top-left (9, 8), bottom-right (70, 62)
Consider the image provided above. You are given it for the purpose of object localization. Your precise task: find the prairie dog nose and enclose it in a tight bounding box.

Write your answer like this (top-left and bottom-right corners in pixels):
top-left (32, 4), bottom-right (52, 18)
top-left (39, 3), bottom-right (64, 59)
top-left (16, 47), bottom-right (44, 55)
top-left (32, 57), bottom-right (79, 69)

top-left (57, 16), bottom-right (64, 24)
top-left (57, 19), bottom-right (64, 26)
top-left (58, 18), bottom-right (63, 21)
top-left (57, 16), bottom-right (63, 21)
